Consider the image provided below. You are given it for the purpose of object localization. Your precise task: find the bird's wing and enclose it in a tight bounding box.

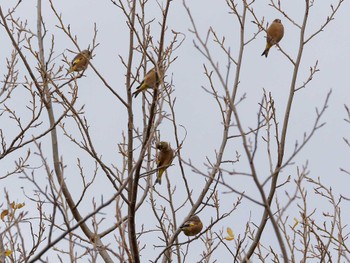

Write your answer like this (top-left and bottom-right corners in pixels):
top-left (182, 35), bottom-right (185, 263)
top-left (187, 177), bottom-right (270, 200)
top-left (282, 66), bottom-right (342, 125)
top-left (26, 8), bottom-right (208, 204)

top-left (157, 152), bottom-right (163, 167)
top-left (181, 221), bottom-right (194, 228)
top-left (72, 55), bottom-right (84, 66)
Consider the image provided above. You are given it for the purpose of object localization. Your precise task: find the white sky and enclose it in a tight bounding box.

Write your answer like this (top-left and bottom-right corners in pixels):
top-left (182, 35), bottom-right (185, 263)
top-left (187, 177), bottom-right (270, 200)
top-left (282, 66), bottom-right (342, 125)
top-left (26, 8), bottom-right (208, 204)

top-left (1, 0), bottom-right (350, 262)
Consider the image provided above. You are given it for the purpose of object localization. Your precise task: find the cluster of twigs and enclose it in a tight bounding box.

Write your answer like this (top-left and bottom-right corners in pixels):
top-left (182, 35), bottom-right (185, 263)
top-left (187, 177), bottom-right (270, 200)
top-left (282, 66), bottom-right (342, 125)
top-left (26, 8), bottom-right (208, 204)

top-left (0, 0), bottom-right (348, 262)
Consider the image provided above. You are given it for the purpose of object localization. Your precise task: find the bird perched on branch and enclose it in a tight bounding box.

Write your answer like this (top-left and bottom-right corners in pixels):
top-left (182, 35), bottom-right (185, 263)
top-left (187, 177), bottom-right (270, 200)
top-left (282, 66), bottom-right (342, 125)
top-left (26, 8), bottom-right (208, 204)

top-left (155, 141), bottom-right (174, 185)
top-left (66, 50), bottom-right (92, 75)
top-left (261, 19), bottom-right (284, 57)
top-left (180, 215), bottom-right (203, 236)
top-left (133, 67), bottom-right (163, 98)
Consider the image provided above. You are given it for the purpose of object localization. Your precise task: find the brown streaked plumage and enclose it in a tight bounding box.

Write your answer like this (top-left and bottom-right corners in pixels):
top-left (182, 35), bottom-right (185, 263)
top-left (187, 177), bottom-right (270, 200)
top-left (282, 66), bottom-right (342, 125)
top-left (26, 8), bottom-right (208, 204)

top-left (261, 19), bottom-right (284, 57)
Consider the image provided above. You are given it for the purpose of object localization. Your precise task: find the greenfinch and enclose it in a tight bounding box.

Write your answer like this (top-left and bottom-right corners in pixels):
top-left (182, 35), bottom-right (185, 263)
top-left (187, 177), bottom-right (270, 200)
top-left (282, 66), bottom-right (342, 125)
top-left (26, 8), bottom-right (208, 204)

top-left (261, 19), bottom-right (284, 57)
top-left (155, 141), bottom-right (174, 185)
top-left (66, 50), bottom-right (92, 75)
top-left (133, 67), bottom-right (163, 98)
top-left (180, 215), bottom-right (203, 236)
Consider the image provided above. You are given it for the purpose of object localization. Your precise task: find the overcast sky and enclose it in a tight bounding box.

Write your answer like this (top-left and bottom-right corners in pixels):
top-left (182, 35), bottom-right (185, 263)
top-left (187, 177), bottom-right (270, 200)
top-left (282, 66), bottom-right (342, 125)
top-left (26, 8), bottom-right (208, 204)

top-left (1, 0), bottom-right (350, 262)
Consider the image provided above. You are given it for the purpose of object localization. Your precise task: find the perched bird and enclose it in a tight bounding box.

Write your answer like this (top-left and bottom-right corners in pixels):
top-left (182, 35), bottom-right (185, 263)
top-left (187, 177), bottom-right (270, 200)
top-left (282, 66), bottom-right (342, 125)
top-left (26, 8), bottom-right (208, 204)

top-left (261, 19), bottom-right (284, 57)
top-left (133, 67), bottom-right (163, 98)
top-left (180, 215), bottom-right (203, 236)
top-left (66, 50), bottom-right (92, 75)
top-left (155, 141), bottom-right (174, 185)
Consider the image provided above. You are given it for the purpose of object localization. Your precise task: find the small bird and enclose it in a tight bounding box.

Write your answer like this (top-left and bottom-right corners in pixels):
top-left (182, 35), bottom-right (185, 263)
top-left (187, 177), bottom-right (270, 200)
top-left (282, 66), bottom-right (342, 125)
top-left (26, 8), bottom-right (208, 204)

top-left (155, 141), bottom-right (174, 185)
top-left (133, 67), bottom-right (162, 98)
top-left (180, 215), bottom-right (203, 236)
top-left (66, 50), bottom-right (92, 75)
top-left (261, 19), bottom-right (284, 57)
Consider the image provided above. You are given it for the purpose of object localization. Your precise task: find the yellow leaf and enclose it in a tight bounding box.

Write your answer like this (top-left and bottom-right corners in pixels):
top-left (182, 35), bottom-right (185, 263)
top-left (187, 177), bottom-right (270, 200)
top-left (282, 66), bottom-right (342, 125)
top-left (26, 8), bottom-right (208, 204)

top-left (225, 227), bottom-right (234, 241)
top-left (1, 210), bottom-right (8, 221)
top-left (225, 236), bottom-right (234, 241)
top-left (292, 217), bottom-right (299, 230)
top-left (10, 202), bottom-right (15, 209)
top-left (15, 203), bottom-right (25, 209)
top-left (227, 227), bottom-right (234, 237)
top-left (5, 250), bottom-right (12, 256)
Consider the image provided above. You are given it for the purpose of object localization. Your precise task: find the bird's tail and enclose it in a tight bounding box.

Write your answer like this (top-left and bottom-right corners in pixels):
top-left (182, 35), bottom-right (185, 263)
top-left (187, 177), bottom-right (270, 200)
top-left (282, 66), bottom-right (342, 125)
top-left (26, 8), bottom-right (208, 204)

top-left (154, 169), bottom-right (164, 185)
top-left (261, 43), bottom-right (272, 57)
top-left (132, 90), bottom-right (140, 98)
top-left (132, 82), bottom-right (144, 98)
top-left (154, 178), bottom-right (161, 185)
